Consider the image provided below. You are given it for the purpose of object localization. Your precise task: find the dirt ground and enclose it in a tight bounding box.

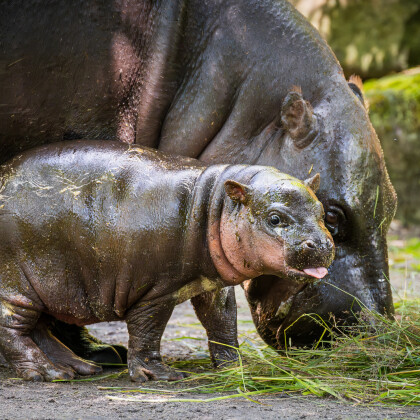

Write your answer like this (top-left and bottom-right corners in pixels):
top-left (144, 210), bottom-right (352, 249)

top-left (0, 227), bottom-right (419, 419)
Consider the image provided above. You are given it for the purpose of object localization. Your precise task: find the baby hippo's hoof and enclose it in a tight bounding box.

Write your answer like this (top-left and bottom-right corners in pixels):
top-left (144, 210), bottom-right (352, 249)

top-left (209, 343), bottom-right (239, 368)
top-left (21, 369), bottom-right (44, 382)
top-left (129, 360), bottom-right (186, 382)
top-left (20, 366), bottom-right (75, 382)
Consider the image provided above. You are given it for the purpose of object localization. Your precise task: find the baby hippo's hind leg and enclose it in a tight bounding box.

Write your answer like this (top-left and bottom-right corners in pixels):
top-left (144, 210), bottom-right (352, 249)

top-left (0, 299), bottom-right (74, 381)
top-left (31, 316), bottom-right (103, 377)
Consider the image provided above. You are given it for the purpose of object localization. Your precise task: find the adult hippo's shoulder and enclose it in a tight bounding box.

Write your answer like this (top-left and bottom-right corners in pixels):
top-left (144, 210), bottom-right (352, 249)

top-left (0, 0), bottom-right (396, 351)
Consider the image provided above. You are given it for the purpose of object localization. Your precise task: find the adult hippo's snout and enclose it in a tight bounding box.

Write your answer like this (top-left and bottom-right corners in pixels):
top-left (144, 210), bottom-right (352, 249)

top-left (244, 240), bottom-right (392, 348)
top-left (272, 240), bottom-right (393, 348)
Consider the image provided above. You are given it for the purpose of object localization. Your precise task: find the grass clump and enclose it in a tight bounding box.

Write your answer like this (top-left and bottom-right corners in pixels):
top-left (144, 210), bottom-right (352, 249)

top-left (170, 298), bottom-right (420, 406)
top-left (101, 298), bottom-right (419, 406)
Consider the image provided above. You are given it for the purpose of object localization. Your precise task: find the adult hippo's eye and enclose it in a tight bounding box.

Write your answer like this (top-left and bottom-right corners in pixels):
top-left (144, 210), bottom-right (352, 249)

top-left (326, 211), bottom-right (338, 225)
top-left (325, 211), bottom-right (339, 236)
top-left (324, 206), bottom-right (346, 238)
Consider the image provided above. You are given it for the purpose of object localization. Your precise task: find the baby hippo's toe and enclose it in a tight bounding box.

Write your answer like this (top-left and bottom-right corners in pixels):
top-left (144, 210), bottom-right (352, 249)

top-left (19, 365), bottom-right (75, 382)
top-left (53, 358), bottom-right (101, 377)
top-left (21, 369), bottom-right (44, 382)
top-left (129, 360), bottom-right (186, 382)
top-left (69, 359), bottom-right (102, 376)
top-left (44, 367), bottom-right (75, 381)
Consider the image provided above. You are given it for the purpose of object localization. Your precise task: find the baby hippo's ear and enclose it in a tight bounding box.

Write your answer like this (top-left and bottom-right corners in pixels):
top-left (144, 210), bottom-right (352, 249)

top-left (304, 173), bottom-right (321, 193)
top-left (224, 180), bottom-right (251, 204)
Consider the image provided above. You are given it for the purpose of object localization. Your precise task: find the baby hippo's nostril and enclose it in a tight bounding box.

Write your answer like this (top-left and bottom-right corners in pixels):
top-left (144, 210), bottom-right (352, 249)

top-left (303, 240), bottom-right (316, 250)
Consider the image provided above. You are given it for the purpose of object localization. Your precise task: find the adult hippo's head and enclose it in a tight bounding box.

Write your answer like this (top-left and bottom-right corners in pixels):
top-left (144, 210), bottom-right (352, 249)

top-left (155, 0), bottom-right (397, 348)
top-left (243, 80), bottom-right (397, 347)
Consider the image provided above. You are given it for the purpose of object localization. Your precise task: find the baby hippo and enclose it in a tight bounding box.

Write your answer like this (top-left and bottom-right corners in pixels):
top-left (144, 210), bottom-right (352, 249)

top-left (0, 141), bottom-right (334, 382)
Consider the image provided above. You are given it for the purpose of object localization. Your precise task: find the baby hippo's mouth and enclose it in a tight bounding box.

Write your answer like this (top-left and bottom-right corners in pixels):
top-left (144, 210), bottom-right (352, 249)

top-left (284, 239), bottom-right (334, 282)
top-left (302, 267), bottom-right (328, 279)
top-left (285, 265), bottom-right (329, 281)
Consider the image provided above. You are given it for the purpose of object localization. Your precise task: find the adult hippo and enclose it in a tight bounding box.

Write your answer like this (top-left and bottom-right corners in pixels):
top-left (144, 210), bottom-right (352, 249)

top-left (0, 0), bottom-right (396, 358)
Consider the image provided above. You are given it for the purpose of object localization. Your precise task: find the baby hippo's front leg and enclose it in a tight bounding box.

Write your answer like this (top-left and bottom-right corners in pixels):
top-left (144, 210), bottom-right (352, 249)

top-left (126, 297), bottom-right (186, 382)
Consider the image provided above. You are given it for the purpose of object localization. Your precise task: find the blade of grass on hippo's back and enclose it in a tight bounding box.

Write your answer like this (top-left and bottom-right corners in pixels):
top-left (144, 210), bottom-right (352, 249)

top-left (102, 298), bottom-right (419, 406)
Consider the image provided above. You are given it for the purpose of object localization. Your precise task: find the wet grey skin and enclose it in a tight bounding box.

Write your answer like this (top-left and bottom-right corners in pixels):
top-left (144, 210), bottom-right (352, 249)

top-left (0, 141), bottom-right (334, 381)
top-left (0, 0), bottom-right (396, 356)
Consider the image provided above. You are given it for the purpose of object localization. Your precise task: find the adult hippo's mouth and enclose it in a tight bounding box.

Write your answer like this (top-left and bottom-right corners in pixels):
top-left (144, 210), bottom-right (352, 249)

top-left (274, 267), bottom-right (330, 339)
top-left (249, 264), bottom-right (332, 343)
top-left (243, 271), bottom-right (330, 349)
top-left (273, 282), bottom-right (316, 346)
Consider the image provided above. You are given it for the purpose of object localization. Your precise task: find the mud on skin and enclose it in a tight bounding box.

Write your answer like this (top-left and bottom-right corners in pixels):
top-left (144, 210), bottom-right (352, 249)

top-left (0, 141), bottom-right (334, 381)
top-left (0, 0), bottom-right (396, 353)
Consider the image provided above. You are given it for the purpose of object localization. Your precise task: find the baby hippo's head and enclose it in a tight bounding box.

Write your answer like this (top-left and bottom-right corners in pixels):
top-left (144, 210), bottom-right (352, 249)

top-left (219, 170), bottom-right (335, 284)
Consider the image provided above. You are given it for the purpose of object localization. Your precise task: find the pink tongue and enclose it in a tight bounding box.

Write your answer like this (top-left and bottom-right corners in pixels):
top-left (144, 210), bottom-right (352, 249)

top-left (303, 267), bottom-right (328, 279)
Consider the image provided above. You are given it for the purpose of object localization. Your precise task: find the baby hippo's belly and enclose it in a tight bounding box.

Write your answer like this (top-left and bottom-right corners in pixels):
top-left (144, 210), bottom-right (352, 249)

top-left (23, 255), bottom-right (123, 325)
top-left (40, 281), bottom-right (123, 326)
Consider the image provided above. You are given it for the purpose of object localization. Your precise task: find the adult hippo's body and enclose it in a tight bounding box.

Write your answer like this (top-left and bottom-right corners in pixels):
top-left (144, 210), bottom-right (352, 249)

top-left (0, 0), bottom-right (396, 351)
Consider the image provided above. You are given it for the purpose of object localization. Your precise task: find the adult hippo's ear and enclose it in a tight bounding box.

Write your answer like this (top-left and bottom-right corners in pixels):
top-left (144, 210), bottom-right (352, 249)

top-left (348, 75), bottom-right (367, 108)
top-left (224, 180), bottom-right (251, 205)
top-left (281, 86), bottom-right (318, 149)
top-left (304, 173), bottom-right (320, 193)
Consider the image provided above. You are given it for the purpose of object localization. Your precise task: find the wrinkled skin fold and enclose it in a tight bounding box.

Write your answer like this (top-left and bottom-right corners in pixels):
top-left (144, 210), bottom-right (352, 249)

top-left (0, 0), bottom-right (396, 356)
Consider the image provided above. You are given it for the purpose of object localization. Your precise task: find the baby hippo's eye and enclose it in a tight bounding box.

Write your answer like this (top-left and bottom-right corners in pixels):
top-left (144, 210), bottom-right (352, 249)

top-left (269, 214), bottom-right (285, 227)
top-left (268, 212), bottom-right (290, 228)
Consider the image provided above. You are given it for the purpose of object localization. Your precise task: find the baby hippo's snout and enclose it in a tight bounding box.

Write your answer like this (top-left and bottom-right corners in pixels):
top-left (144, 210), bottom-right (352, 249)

top-left (291, 234), bottom-right (335, 280)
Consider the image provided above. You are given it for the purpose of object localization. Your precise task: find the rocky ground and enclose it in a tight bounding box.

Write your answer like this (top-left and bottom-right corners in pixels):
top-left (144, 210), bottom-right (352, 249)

top-left (0, 226), bottom-right (419, 419)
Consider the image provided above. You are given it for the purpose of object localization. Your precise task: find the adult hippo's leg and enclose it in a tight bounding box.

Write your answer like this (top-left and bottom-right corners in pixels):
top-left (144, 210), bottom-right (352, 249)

top-left (48, 319), bottom-right (128, 365)
top-left (191, 288), bottom-right (239, 366)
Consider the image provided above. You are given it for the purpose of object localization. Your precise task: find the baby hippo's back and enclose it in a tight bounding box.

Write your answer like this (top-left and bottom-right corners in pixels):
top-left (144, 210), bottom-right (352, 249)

top-left (0, 141), bottom-right (204, 322)
top-left (0, 140), bottom-right (203, 217)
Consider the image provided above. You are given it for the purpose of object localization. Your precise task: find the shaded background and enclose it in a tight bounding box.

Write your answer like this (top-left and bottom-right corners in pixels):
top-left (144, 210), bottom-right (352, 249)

top-left (291, 0), bottom-right (420, 225)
